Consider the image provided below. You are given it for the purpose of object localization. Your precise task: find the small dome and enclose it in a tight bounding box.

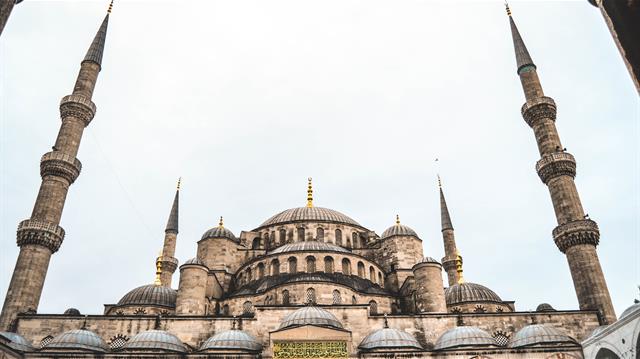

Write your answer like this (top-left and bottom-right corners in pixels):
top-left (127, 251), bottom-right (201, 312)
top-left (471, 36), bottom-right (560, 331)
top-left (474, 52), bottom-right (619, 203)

top-left (63, 308), bottom-right (81, 316)
top-left (0, 332), bottom-right (34, 352)
top-left (434, 327), bottom-right (496, 350)
top-left (413, 257), bottom-right (441, 268)
top-left (43, 329), bottom-right (108, 352)
top-left (279, 306), bottom-right (343, 330)
top-left (200, 330), bottom-right (262, 352)
top-left (381, 223), bottom-right (418, 239)
top-left (123, 330), bottom-right (187, 353)
top-left (257, 207), bottom-right (362, 229)
top-left (201, 226), bottom-right (237, 242)
top-left (117, 284), bottom-right (177, 308)
top-left (509, 324), bottom-right (576, 348)
top-left (536, 303), bottom-right (556, 312)
top-left (619, 303), bottom-right (640, 320)
top-left (359, 328), bottom-right (422, 351)
top-left (445, 283), bottom-right (502, 305)
top-left (270, 241), bottom-right (350, 255)
top-left (182, 257), bottom-right (207, 267)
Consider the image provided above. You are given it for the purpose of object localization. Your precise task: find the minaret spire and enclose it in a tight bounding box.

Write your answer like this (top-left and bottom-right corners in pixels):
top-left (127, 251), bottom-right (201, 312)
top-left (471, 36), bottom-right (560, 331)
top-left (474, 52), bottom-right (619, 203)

top-left (438, 176), bottom-right (460, 286)
top-left (507, 6), bottom-right (616, 324)
top-left (0, 2), bottom-right (113, 330)
top-left (159, 179), bottom-right (180, 287)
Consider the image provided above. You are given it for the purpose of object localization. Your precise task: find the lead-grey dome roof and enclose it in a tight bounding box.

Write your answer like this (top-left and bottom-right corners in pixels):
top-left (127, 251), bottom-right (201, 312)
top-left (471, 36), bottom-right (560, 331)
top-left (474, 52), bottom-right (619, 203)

top-left (200, 330), bottom-right (262, 352)
top-left (536, 303), bottom-right (556, 312)
top-left (123, 330), bottom-right (187, 353)
top-left (201, 226), bottom-right (237, 242)
top-left (43, 329), bottom-right (108, 352)
top-left (269, 241), bottom-right (350, 254)
top-left (183, 257), bottom-right (207, 267)
top-left (359, 328), bottom-right (423, 351)
top-left (279, 306), bottom-right (343, 330)
top-left (445, 283), bottom-right (502, 305)
top-left (63, 308), bottom-right (81, 316)
top-left (381, 223), bottom-right (418, 239)
top-left (619, 303), bottom-right (640, 320)
top-left (509, 324), bottom-right (576, 348)
top-left (257, 207), bottom-right (361, 229)
top-left (0, 332), bottom-right (34, 352)
top-left (434, 327), bottom-right (496, 350)
top-left (117, 284), bottom-right (177, 308)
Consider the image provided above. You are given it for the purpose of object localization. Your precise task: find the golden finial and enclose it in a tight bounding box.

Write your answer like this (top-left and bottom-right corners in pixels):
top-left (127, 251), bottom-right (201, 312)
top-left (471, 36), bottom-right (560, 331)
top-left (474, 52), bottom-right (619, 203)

top-left (154, 250), bottom-right (163, 286)
top-left (176, 177), bottom-right (181, 190)
top-left (306, 177), bottom-right (313, 208)
top-left (107, 0), bottom-right (114, 14)
top-left (505, 1), bottom-right (512, 16)
top-left (395, 214), bottom-right (400, 225)
top-left (455, 250), bottom-right (465, 285)
top-left (218, 216), bottom-right (224, 228)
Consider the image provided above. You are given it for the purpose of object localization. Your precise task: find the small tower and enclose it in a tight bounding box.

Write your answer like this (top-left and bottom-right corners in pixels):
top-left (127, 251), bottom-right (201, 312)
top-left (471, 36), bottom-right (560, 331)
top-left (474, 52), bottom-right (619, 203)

top-left (157, 179), bottom-right (181, 287)
top-left (507, 5), bottom-right (616, 324)
top-left (412, 257), bottom-right (447, 313)
top-left (175, 258), bottom-right (209, 315)
top-left (377, 215), bottom-right (424, 291)
top-left (438, 176), bottom-right (460, 286)
top-left (0, 2), bottom-right (112, 330)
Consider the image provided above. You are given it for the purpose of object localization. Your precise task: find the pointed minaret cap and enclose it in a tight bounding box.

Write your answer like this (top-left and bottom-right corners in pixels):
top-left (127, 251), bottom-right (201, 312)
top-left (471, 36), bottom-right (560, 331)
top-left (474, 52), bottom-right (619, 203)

top-left (83, 1), bottom-right (113, 69)
top-left (506, 3), bottom-right (536, 74)
top-left (306, 177), bottom-right (313, 208)
top-left (438, 175), bottom-right (453, 231)
top-left (165, 178), bottom-right (180, 233)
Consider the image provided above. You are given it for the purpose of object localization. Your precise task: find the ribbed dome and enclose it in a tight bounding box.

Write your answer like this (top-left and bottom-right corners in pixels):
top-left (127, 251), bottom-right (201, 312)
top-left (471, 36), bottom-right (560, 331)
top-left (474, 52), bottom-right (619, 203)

top-left (183, 257), bottom-right (207, 267)
top-left (269, 241), bottom-right (350, 254)
top-left (619, 303), bottom-right (640, 319)
top-left (43, 329), bottom-right (108, 352)
top-left (434, 327), bottom-right (496, 350)
top-left (257, 207), bottom-right (361, 229)
top-left (359, 328), bottom-right (423, 350)
top-left (123, 330), bottom-right (187, 353)
top-left (536, 303), bottom-right (556, 312)
top-left (117, 284), bottom-right (177, 308)
top-left (445, 283), bottom-right (502, 305)
top-left (413, 257), bottom-right (440, 269)
top-left (381, 223), bottom-right (418, 239)
top-left (201, 226), bottom-right (237, 242)
top-left (0, 332), bottom-right (34, 352)
top-left (200, 330), bottom-right (262, 352)
top-left (279, 306), bottom-right (343, 329)
top-left (63, 308), bottom-right (81, 316)
top-left (509, 324), bottom-right (576, 348)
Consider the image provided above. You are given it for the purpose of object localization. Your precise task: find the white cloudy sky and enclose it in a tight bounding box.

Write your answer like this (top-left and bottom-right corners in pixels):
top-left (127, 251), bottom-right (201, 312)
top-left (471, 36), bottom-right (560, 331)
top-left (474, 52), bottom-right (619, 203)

top-left (0, 0), bottom-right (638, 317)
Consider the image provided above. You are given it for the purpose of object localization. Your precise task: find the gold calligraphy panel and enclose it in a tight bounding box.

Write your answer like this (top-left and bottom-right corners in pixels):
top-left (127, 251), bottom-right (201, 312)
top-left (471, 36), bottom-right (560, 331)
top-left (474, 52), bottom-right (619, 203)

top-left (273, 341), bottom-right (348, 358)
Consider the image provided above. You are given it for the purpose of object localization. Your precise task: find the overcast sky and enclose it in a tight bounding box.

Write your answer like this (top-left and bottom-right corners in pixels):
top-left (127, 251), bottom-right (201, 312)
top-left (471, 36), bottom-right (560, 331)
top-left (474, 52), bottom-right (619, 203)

top-left (0, 0), bottom-right (638, 318)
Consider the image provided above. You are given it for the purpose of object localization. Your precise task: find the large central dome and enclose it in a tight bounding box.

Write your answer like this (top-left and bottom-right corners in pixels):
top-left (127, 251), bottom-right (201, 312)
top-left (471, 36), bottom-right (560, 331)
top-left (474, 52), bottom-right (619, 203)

top-left (255, 206), bottom-right (362, 230)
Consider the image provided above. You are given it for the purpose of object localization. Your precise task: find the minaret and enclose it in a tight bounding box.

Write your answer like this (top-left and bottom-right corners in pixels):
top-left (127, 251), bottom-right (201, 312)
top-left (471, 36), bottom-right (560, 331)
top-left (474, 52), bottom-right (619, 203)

top-left (0, 2), bottom-right (112, 330)
top-left (507, 5), bottom-right (616, 324)
top-left (438, 176), bottom-right (460, 286)
top-left (158, 179), bottom-right (180, 287)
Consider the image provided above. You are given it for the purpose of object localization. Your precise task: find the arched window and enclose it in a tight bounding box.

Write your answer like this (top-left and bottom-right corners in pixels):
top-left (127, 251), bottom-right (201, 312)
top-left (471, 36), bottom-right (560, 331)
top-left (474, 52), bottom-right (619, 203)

top-left (324, 256), bottom-right (334, 273)
top-left (252, 238), bottom-right (261, 249)
top-left (306, 288), bottom-right (316, 304)
top-left (271, 259), bottom-right (280, 276)
top-left (279, 229), bottom-right (287, 245)
top-left (282, 290), bottom-right (290, 305)
top-left (474, 305), bottom-right (487, 313)
top-left (378, 272), bottom-right (383, 286)
top-left (346, 236), bottom-right (352, 248)
top-left (352, 296), bottom-right (357, 304)
top-left (332, 290), bottom-right (342, 305)
top-left (306, 256), bottom-right (316, 273)
top-left (271, 231), bottom-right (276, 247)
top-left (369, 266), bottom-right (376, 282)
top-left (242, 301), bottom-right (254, 316)
top-left (357, 261), bottom-right (365, 277)
top-left (342, 258), bottom-right (351, 275)
top-left (369, 300), bottom-right (378, 315)
top-left (595, 348), bottom-right (621, 359)
top-left (335, 229), bottom-right (343, 246)
top-left (316, 227), bottom-right (324, 242)
top-left (257, 263), bottom-right (265, 279)
top-left (223, 304), bottom-right (230, 316)
top-left (352, 232), bottom-right (358, 248)
top-left (245, 267), bottom-right (252, 282)
top-left (298, 227), bottom-right (306, 242)
top-left (264, 233), bottom-right (270, 249)
top-left (288, 257), bottom-right (297, 274)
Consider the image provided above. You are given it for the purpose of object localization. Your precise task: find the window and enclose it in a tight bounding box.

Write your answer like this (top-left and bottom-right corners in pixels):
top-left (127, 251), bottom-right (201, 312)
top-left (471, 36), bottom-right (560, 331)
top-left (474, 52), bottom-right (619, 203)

top-left (109, 335), bottom-right (129, 350)
top-left (357, 261), bottom-right (365, 277)
top-left (306, 288), bottom-right (316, 304)
top-left (242, 301), bottom-right (254, 316)
top-left (352, 296), bottom-right (357, 304)
top-left (493, 331), bottom-right (510, 347)
top-left (378, 272), bottom-right (383, 286)
top-left (271, 231), bottom-right (276, 247)
top-left (257, 263), bottom-right (265, 279)
top-left (316, 227), bottom-right (324, 242)
top-left (352, 232), bottom-right (358, 247)
top-left (335, 229), bottom-right (342, 246)
top-left (306, 256), bottom-right (316, 273)
top-left (298, 227), bottom-right (306, 242)
top-left (134, 308), bottom-right (146, 315)
top-left (369, 300), bottom-right (378, 315)
top-left (271, 259), bottom-right (280, 276)
top-left (342, 258), bottom-right (351, 275)
top-left (474, 305), bottom-right (487, 313)
top-left (279, 229), bottom-right (287, 245)
top-left (40, 335), bottom-right (54, 348)
top-left (346, 236), bottom-right (352, 248)
top-left (252, 238), bottom-right (261, 249)
top-left (332, 290), bottom-right (342, 305)
top-left (245, 267), bottom-right (252, 282)
top-left (324, 256), bottom-right (334, 274)
top-left (282, 290), bottom-right (290, 305)
top-left (595, 348), bottom-right (621, 359)
top-left (264, 233), bottom-right (270, 248)
top-left (288, 257), bottom-right (297, 274)
top-left (369, 266), bottom-right (375, 282)
top-left (223, 304), bottom-right (229, 316)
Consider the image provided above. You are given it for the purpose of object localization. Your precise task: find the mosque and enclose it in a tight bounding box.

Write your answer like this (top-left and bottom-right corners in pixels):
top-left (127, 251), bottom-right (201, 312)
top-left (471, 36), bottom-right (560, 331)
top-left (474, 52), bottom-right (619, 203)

top-left (0, 1), bottom-right (638, 358)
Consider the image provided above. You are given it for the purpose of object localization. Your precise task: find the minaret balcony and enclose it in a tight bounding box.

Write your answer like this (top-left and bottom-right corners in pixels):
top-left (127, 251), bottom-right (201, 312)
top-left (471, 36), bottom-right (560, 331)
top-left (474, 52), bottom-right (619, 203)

top-left (535, 152), bottom-right (576, 184)
top-left (59, 94), bottom-right (96, 126)
top-left (552, 219), bottom-right (600, 253)
top-left (158, 256), bottom-right (179, 273)
top-left (40, 151), bottom-right (82, 184)
top-left (16, 219), bottom-right (65, 253)
top-left (521, 96), bottom-right (557, 127)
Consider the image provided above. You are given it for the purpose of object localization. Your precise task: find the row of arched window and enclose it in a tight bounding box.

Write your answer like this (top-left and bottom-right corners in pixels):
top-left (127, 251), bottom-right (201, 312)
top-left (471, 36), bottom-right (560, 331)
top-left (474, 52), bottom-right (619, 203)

top-left (252, 228), bottom-right (366, 249)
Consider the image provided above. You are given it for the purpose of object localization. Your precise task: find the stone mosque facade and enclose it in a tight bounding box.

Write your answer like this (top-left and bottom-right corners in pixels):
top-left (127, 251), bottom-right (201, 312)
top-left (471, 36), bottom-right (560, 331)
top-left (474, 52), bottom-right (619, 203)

top-left (0, 2), bottom-right (638, 359)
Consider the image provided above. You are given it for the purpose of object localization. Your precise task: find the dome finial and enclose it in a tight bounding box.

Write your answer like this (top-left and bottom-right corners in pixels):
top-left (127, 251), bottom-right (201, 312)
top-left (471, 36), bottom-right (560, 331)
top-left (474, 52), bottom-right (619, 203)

top-left (218, 216), bottom-right (224, 228)
top-left (306, 177), bottom-right (313, 208)
top-left (176, 177), bottom-right (181, 190)
top-left (154, 250), bottom-right (163, 286)
top-left (107, 0), bottom-right (114, 14)
top-left (505, 1), bottom-right (511, 16)
top-left (437, 174), bottom-right (442, 188)
top-left (395, 214), bottom-right (400, 225)
top-left (455, 250), bottom-right (465, 284)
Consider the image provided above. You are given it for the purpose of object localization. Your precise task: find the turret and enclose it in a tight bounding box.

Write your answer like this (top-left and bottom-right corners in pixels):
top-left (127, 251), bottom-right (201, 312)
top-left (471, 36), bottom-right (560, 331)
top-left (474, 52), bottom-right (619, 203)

top-left (412, 257), bottom-right (447, 313)
top-left (175, 258), bottom-right (209, 315)
top-left (438, 176), bottom-right (460, 286)
top-left (157, 179), bottom-right (181, 287)
top-left (378, 215), bottom-right (424, 292)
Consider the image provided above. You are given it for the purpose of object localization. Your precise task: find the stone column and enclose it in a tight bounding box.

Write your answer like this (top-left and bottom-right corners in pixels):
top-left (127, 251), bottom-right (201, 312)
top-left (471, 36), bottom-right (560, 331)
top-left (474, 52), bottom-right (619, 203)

top-left (412, 259), bottom-right (447, 313)
top-left (175, 262), bottom-right (208, 315)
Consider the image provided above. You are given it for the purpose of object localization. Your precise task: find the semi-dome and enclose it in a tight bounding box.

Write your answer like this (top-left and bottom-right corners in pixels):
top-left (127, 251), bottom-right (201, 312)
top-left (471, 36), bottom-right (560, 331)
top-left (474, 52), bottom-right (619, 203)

top-left (123, 330), bottom-right (187, 353)
top-left (381, 223), bottom-right (418, 239)
top-left (509, 324), bottom-right (576, 348)
top-left (0, 332), bottom-right (34, 352)
top-left (200, 329), bottom-right (262, 352)
top-left (359, 327), bottom-right (423, 351)
top-left (269, 241), bottom-right (350, 255)
top-left (43, 329), bottom-right (108, 352)
top-left (445, 283), bottom-right (502, 305)
top-left (63, 308), bottom-right (81, 316)
top-left (257, 207), bottom-right (362, 229)
top-left (279, 306), bottom-right (343, 330)
top-left (434, 327), bottom-right (496, 350)
top-left (201, 226), bottom-right (237, 242)
top-left (182, 257), bottom-right (207, 267)
top-left (536, 303), bottom-right (556, 312)
top-left (117, 284), bottom-right (177, 308)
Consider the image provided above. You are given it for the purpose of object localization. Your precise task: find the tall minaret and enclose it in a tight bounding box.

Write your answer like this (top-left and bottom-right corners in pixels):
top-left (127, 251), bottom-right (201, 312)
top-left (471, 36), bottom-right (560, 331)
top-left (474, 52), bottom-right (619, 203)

top-left (158, 179), bottom-right (180, 287)
top-left (0, 2), bottom-right (112, 330)
top-left (507, 5), bottom-right (616, 324)
top-left (438, 176), bottom-right (460, 287)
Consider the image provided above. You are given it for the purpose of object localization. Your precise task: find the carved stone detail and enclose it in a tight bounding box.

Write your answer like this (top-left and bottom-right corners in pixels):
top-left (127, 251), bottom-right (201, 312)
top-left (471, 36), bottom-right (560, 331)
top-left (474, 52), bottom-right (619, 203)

top-left (521, 96), bottom-right (557, 127)
top-left (59, 94), bottom-right (96, 126)
top-left (535, 152), bottom-right (576, 184)
top-left (40, 151), bottom-right (82, 184)
top-left (553, 219), bottom-right (600, 253)
top-left (16, 219), bottom-right (65, 253)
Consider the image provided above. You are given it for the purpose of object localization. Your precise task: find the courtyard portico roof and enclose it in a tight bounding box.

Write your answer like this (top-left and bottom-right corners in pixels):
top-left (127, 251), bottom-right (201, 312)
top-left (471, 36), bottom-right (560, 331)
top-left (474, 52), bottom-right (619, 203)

top-left (509, 324), bottom-right (576, 348)
top-left (200, 329), bottom-right (262, 352)
top-left (279, 306), bottom-right (344, 330)
top-left (434, 327), bottom-right (496, 350)
top-left (359, 321), bottom-right (423, 351)
top-left (0, 332), bottom-right (34, 352)
top-left (123, 330), bottom-right (187, 353)
top-left (42, 329), bottom-right (108, 352)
